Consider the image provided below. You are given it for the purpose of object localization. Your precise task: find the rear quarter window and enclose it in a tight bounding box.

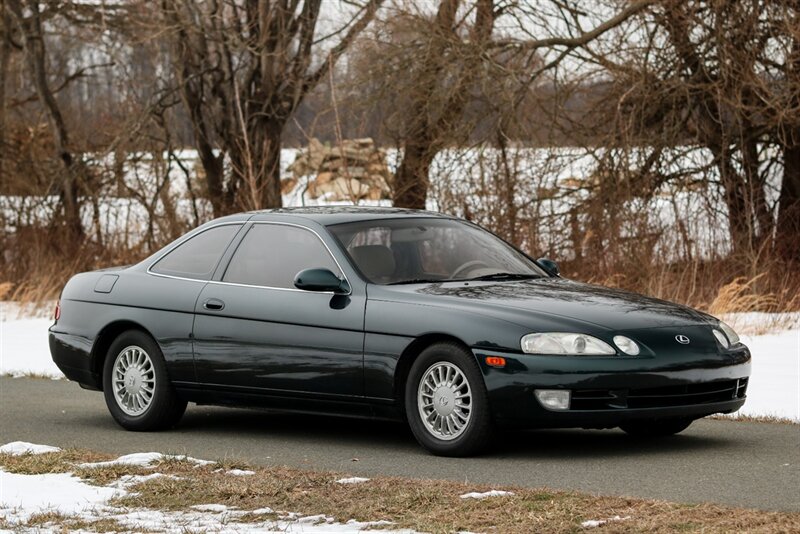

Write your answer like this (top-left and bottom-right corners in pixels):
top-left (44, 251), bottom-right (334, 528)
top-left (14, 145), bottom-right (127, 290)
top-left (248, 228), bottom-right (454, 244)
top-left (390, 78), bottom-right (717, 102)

top-left (150, 224), bottom-right (241, 280)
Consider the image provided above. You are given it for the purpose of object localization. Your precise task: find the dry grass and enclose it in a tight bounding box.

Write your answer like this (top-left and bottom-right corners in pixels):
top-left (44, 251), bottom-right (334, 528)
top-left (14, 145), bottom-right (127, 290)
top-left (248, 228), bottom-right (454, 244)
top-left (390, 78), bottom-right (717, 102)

top-left (710, 413), bottom-right (799, 425)
top-left (0, 282), bottom-right (12, 300)
top-left (1, 448), bottom-right (799, 533)
top-left (708, 275), bottom-right (779, 316)
top-left (24, 511), bottom-right (126, 533)
top-left (579, 258), bottom-right (800, 315)
top-left (0, 227), bottom-right (150, 309)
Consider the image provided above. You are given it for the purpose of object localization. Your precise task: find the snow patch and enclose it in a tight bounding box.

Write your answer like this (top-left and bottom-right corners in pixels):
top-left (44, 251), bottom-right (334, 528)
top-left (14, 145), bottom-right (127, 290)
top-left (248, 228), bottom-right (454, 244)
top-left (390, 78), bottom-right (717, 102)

top-left (581, 515), bottom-right (630, 528)
top-left (460, 490), bottom-right (515, 499)
top-left (0, 316), bottom-right (62, 378)
top-left (191, 503), bottom-right (231, 513)
top-left (298, 514), bottom-right (333, 524)
top-left (336, 477), bottom-right (370, 484)
top-left (0, 468), bottom-right (121, 523)
top-left (0, 441), bottom-right (61, 455)
top-left (227, 469), bottom-right (256, 476)
top-left (78, 452), bottom-right (215, 469)
top-left (737, 328), bottom-right (800, 421)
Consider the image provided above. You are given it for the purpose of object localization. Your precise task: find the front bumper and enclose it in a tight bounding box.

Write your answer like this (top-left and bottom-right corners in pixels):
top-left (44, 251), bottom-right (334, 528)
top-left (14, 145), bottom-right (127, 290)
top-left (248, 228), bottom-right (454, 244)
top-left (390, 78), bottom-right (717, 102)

top-left (474, 344), bottom-right (751, 429)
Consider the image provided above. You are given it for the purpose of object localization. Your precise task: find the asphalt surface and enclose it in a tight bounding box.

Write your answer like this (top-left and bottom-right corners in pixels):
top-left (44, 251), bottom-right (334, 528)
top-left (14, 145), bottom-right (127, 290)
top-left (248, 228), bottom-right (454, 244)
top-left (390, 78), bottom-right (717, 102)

top-left (1, 377), bottom-right (798, 512)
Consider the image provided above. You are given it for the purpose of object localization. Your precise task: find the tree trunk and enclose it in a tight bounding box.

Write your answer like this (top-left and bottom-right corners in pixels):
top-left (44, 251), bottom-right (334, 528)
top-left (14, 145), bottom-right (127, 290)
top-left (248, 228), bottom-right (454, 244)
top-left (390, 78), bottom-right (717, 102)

top-left (257, 119), bottom-right (283, 209)
top-left (716, 152), bottom-right (754, 256)
top-left (777, 138), bottom-right (800, 261)
top-left (393, 138), bottom-right (435, 209)
top-left (197, 140), bottom-right (232, 216)
top-left (8, 0), bottom-right (83, 240)
top-left (775, 25), bottom-right (800, 261)
top-left (0, 6), bottom-right (10, 179)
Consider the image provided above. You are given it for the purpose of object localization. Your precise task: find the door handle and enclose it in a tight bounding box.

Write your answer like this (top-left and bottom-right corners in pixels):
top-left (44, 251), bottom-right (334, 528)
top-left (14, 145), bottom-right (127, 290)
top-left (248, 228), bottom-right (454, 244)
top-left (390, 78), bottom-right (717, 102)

top-left (203, 298), bottom-right (225, 311)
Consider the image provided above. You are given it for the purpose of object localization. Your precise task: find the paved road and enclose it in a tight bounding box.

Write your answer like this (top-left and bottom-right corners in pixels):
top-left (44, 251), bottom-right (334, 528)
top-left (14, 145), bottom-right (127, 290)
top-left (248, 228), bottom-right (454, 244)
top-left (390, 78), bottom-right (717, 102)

top-left (1, 377), bottom-right (798, 512)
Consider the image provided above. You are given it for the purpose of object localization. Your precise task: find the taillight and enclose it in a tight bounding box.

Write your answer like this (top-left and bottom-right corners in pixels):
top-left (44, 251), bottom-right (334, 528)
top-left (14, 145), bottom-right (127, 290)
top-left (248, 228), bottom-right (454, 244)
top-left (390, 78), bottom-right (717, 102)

top-left (54, 301), bottom-right (61, 321)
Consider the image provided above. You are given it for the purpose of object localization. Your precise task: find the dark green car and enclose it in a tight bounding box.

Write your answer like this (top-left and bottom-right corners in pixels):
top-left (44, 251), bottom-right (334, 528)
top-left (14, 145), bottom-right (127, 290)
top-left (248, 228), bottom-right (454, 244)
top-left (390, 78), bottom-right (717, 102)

top-left (50, 207), bottom-right (750, 456)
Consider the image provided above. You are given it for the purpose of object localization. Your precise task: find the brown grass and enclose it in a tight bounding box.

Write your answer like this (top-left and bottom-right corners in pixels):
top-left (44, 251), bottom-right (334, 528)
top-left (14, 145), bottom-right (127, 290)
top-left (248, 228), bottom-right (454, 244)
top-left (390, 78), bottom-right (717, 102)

top-left (708, 275), bottom-right (779, 316)
top-left (0, 282), bottom-right (12, 300)
top-left (710, 413), bottom-right (799, 425)
top-left (1, 448), bottom-right (799, 533)
top-left (0, 226), bottom-right (151, 313)
top-left (24, 511), bottom-right (127, 532)
top-left (577, 257), bottom-right (800, 315)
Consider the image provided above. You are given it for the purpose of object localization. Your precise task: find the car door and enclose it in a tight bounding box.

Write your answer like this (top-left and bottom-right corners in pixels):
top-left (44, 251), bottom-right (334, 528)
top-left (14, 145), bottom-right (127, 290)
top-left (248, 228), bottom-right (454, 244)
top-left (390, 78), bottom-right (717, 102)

top-left (143, 222), bottom-right (244, 384)
top-left (191, 221), bottom-right (366, 399)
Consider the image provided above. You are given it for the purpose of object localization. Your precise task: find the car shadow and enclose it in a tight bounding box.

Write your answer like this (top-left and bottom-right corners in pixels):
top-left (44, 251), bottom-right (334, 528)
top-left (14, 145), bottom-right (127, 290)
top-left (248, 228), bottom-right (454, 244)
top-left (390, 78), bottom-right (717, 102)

top-left (491, 427), bottom-right (729, 459)
top-left (176, 405), bottom-right (731, 459)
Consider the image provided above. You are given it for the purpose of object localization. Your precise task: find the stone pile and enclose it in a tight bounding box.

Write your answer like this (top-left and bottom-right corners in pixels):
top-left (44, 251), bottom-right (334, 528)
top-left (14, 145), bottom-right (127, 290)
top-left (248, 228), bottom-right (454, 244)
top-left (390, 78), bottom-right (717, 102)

top-left (283, 138), bottom-right (392, 201)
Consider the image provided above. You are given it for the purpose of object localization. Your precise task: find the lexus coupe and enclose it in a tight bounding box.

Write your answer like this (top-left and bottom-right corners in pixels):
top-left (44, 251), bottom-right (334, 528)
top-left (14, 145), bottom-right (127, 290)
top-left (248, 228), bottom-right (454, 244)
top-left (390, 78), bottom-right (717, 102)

top-left (50, 207), bottom-right (750, 456)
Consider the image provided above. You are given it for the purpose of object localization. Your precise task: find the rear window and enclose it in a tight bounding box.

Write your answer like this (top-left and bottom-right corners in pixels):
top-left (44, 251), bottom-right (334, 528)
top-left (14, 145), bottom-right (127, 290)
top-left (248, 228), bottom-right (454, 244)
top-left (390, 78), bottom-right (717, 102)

top-left (151, 224), bottom-right (240, 280)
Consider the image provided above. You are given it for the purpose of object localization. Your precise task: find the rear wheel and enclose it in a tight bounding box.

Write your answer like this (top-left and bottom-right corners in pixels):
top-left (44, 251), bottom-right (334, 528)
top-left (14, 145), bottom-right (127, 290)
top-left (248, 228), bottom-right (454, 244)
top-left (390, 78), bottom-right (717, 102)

top-left (405, 342), bottom-right (493, 456)
top-left (103, 330), bottom-right (187, 431)
top-left (619, 417), bottom-right (694, 437)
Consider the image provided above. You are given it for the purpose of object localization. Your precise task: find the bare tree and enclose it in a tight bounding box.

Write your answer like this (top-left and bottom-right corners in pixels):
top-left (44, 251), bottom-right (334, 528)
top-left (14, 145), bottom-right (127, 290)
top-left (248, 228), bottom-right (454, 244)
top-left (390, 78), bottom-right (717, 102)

top-left (574, 0), bottom-right (800, 259)
top-left (352, 0), bottom-right (653, 209)
top-left (160, 0), bottom-right (383, 216)
top-left (0, 2), bottom-right (12, 179)
top-left (5, 0), bottom-right (84, 239)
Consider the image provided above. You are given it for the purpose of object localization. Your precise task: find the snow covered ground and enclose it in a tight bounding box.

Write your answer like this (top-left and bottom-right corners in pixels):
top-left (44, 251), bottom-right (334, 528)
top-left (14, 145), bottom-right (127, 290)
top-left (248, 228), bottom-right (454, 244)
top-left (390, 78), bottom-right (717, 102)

top-left (1, 302), bottom-right (798, 421)
top-left (0, 443), bottom-right (414, 533)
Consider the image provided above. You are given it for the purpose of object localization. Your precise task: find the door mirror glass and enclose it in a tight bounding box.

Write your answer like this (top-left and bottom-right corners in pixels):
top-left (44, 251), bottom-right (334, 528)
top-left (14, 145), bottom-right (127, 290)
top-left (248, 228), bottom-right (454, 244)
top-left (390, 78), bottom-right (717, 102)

top-left (537, 258), bottom-right (560, 276)
top-left (294, 268), bottom-right (349, 293)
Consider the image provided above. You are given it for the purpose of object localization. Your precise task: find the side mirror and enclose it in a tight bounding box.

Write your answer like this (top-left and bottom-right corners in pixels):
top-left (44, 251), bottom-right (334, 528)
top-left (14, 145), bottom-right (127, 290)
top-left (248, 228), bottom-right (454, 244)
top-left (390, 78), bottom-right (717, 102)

top-left (537, 258), bottom-right (560, 276)
top-left (294, 268), bottom-right (350, 294)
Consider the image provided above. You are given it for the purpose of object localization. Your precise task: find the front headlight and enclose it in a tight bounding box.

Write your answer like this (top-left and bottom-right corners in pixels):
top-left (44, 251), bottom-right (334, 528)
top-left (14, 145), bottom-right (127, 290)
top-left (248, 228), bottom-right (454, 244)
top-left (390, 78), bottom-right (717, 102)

top-left (718, 321), bottom-right (740, 345)
top-left (521, 333), bottom-right (616, 355)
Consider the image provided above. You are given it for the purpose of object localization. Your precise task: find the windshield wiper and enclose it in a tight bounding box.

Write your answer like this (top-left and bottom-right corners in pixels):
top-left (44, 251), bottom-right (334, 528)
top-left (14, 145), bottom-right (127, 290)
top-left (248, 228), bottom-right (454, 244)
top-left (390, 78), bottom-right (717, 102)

top-left (386, 278), bottom-right (446, 285)
top-left (465, 272), bottom-right (543, 281)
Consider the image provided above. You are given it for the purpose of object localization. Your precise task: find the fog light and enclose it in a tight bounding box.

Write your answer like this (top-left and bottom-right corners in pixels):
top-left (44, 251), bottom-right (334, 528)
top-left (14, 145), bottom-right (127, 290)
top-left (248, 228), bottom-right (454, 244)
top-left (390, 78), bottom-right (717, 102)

top-left (534, 389), bottom-right (571, 411)
top-left (613, 335), bottom-right (640, 355)
top-left (712, 329), bottom-right (730, 349)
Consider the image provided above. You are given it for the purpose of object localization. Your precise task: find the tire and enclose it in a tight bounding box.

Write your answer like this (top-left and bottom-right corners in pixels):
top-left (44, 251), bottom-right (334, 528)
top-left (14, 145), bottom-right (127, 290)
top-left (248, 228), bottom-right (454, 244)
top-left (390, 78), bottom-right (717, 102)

top-left (404, 342), bottom-right (493, 456)
top-left (103, 330), bottom-right (187, 431)
top-left (619, 417), bottom-right (694, 438)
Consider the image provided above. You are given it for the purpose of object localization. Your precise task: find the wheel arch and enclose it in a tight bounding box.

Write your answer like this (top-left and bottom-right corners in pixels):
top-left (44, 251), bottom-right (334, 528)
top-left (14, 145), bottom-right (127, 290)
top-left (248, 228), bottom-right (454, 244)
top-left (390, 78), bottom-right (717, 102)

top-left (90, 320), bottom-right (154, 388)
top-left (393, 333), bottom-right (475, 413)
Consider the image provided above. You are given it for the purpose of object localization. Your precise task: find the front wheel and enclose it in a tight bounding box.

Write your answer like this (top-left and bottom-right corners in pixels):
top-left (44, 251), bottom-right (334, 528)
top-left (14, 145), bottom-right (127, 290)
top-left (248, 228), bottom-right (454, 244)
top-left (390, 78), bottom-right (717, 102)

top-left (405, 342), bottom-right (493, 456)
top-left (619, 417), bottom-right (694, 437)
top-left (103, 330), bottom-right (187, 431)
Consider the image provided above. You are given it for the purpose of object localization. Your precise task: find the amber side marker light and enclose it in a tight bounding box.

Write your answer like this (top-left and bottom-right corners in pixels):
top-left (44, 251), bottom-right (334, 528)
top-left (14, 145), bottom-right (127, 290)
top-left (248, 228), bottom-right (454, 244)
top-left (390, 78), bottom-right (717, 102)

top-left (485, 356), bottom-right (506, 368)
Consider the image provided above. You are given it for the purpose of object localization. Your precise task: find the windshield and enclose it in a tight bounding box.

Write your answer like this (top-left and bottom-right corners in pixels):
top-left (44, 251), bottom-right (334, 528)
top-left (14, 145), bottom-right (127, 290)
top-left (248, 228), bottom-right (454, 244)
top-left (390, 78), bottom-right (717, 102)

top-left (328, 217), bottom-right (548, 285)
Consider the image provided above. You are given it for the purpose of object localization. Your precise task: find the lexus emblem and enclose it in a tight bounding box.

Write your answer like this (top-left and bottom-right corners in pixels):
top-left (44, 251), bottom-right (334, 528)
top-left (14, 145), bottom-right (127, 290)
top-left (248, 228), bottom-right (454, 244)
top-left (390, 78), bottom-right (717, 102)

top-left (675, 335), bottom-right (691, 345)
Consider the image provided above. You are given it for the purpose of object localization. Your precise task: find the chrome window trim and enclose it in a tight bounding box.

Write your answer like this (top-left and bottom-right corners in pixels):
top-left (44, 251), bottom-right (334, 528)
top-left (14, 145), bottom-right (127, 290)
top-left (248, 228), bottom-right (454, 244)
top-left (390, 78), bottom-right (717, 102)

top-left (147, 220), bottom-right (352, 296)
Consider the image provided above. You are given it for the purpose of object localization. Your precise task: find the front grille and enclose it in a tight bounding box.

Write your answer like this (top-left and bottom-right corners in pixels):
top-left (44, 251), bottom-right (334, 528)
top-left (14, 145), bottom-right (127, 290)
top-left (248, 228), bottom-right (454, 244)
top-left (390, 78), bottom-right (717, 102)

top-left (570, 378), bottom-right (748, 411)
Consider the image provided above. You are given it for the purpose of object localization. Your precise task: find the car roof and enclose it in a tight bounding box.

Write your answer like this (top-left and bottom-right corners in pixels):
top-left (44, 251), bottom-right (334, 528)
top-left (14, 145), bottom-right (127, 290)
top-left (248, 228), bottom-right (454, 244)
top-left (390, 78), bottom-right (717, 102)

top-left (245, 206), bottom-right (453, 225)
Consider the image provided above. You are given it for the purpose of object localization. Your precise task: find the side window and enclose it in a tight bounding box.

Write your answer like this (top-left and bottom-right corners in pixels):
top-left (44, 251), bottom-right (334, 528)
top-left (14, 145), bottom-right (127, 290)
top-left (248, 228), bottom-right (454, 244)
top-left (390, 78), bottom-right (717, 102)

top-left (151, 225), bottom-right (240, 280)
top-left (223, 224), bottom-right (341, 289)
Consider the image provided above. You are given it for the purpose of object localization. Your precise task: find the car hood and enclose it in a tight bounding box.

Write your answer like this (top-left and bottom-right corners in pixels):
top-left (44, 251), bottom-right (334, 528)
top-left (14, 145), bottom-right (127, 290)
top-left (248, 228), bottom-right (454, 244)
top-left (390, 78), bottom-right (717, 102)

top-left (375, 278), bottom-right (716, 332)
